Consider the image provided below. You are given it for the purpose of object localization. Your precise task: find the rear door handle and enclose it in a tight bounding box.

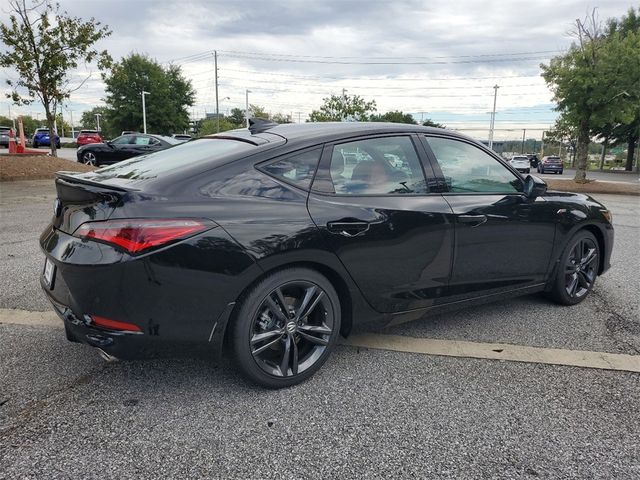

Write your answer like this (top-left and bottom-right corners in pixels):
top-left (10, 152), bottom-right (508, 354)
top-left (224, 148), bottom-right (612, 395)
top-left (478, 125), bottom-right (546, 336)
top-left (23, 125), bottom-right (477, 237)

top-left (327, 221), bottom-right (370, 237)
top-left (457, 214), bottom-right (487, 227)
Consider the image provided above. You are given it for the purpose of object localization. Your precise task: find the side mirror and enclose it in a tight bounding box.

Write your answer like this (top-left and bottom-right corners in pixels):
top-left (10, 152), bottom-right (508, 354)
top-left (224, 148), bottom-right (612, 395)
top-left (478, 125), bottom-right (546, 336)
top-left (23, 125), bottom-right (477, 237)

top-left (524, 174), bottom-right (547, 198)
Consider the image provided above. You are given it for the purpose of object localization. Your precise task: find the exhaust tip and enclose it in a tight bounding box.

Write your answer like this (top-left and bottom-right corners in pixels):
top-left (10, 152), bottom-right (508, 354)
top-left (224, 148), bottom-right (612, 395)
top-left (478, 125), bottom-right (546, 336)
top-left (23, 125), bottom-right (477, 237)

top-left (96, 348), bottom-right (119, 363)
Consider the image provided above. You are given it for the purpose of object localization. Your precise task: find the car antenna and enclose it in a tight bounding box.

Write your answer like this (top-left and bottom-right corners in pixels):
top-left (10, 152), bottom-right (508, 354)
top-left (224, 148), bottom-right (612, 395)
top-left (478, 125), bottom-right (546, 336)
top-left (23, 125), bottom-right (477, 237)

top-left (248, 117), bottom-right (278, 134)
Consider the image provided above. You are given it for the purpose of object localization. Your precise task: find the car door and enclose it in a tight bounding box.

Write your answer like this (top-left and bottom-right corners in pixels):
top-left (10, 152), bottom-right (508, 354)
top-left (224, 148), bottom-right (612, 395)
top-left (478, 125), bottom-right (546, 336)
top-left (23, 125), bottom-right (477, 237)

top-left (104, 135), bottom-right (135, 164)
top-left (421, 134), bottom-right (557, 300)
top-left (307, 134), bottom-right (454, 313)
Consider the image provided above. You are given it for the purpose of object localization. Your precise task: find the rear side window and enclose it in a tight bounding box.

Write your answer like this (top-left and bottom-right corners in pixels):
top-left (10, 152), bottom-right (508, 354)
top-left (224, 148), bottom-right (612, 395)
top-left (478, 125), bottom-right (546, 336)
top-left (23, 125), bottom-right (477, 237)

top-left (259, 148), bottom-right (322, 189)
top-left (328, 136), bottom-right (428, 195)
top-left (85, 138), bottom-right (256, 181)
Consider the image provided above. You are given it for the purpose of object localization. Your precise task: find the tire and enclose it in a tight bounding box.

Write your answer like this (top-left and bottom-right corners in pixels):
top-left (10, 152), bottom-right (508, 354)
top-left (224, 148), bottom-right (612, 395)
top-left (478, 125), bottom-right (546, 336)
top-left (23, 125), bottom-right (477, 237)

top-left (559, 170), bottom-right (563, 175)
top-left (81, 151), bottom-right (98, 167)
top-left (230, 267), bottom-right (341, 388)
top-left (33, 141), bottom-right (38, 148)
top-left (526, 169), bottom-right (530, 174)
top-left (548, 230), bottom-right (600, 306)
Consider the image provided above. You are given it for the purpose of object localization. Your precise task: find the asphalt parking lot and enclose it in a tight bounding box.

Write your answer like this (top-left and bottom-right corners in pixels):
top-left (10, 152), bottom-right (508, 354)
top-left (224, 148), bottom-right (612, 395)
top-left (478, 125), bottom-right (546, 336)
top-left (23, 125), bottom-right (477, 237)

top-left (0, 180), bottom-right (639, 478)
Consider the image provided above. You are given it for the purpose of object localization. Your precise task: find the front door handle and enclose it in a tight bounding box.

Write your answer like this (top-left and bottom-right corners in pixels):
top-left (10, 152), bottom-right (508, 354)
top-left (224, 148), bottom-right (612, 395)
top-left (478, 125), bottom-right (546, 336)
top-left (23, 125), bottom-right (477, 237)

top-left (457, 214), bottom-right (488, 227)
top-left (327, 221), bottom-right (370, 237)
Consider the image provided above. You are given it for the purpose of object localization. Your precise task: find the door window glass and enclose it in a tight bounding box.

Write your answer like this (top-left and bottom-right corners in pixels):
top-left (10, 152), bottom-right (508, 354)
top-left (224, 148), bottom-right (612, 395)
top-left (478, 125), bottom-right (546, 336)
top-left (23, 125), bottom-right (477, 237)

top-left (329, 137), bottom-right (427, 195)
top-left (134, 136), bottom-right (151, 145)
top-left (260, 148), bottom-right (322, 189)
top-left (426, 137), bottom-right (521, 193)
top-left (111, 135), bottom-right (133, 145)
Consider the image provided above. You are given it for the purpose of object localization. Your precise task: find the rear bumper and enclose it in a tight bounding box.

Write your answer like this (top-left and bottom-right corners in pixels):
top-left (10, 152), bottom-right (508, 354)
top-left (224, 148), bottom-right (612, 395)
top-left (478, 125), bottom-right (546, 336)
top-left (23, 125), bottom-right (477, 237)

top-left (540, 164), bottom-right (563, 171)
top-left (39, 224), bottom-right (260, 359)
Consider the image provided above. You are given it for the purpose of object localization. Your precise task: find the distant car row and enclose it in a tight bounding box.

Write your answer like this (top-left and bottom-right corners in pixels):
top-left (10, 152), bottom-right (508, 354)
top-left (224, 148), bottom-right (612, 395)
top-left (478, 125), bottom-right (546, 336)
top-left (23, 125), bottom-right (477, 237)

top-left (76, 133), bottom-right (181, 166)
top-left (508, 154), bottom-right (563, 175)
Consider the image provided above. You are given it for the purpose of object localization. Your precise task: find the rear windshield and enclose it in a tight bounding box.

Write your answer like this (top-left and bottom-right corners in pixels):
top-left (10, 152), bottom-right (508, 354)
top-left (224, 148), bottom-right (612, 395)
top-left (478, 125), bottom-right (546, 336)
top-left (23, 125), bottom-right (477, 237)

top-left (80, 130), bottom-right (99, 134)
top-left (512, 157), bottom-right (528, 161)
top-left (83, 138), bottom-right (257, 182)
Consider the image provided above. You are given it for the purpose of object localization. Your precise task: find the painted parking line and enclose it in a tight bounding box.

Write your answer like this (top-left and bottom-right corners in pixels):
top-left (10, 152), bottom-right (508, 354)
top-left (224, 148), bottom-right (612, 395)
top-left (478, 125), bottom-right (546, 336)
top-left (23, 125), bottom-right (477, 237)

top-left (3, 309), bottom-right (639, 373)
top-left (0, 309), bottom-right (60, 328)
top-left (344, 334), bottom-right (640, 373)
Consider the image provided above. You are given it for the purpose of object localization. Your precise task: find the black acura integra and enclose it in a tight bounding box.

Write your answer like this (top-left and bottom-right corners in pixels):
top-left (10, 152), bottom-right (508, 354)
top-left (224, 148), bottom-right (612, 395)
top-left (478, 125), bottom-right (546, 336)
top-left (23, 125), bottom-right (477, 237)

top-left (40, 120), bottom-right (614, 388)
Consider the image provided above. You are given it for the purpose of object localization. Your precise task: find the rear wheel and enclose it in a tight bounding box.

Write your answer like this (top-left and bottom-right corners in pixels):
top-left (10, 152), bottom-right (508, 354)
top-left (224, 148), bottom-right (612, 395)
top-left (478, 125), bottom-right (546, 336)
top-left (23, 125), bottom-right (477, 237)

top-left (33, 141), bottom-right (38, 148)
top-left (548, 230), bottom-right (600, 305)
top-left (230, 268), bottom-right (341, 388)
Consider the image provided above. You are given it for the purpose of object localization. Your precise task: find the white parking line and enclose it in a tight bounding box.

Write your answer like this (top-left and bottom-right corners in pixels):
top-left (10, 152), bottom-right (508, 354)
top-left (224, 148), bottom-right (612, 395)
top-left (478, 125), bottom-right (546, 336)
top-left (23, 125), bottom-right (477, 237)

top-left (3, 308), bottom-right (639, 373)
top-left (0, 308), bottom-right (60, 328)
top-left (345, 334), bottom-right (640, 373)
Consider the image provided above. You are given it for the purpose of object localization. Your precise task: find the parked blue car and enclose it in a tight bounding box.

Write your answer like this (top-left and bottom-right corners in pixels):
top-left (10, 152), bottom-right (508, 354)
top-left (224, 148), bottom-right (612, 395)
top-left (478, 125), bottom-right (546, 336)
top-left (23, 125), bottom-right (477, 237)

top-left (32, 127), bottom-right (61, 148)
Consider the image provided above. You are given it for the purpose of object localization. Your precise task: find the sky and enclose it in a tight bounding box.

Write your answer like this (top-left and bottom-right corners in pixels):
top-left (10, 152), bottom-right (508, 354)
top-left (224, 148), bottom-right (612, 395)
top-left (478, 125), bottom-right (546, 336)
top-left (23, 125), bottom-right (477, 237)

top-left (0, 0), bottom-right (636, 140)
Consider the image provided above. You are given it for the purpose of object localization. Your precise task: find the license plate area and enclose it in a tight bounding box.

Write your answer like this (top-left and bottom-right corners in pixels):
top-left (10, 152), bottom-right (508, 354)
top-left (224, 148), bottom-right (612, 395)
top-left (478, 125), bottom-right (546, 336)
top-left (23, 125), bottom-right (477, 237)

top-left (43, 258), bottom-right (55, 289)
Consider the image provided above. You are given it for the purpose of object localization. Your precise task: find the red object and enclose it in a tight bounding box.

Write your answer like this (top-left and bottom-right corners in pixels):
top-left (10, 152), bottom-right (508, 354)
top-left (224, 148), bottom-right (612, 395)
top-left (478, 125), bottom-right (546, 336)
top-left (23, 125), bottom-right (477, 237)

top-left (91, 315), bottom-right (142, 332)
top-left (74, 219), bottom-right (209, 254)
top-left (8, 128), bottom-right (17, 153)
top-left (77, 131), bottom-right (103, 145)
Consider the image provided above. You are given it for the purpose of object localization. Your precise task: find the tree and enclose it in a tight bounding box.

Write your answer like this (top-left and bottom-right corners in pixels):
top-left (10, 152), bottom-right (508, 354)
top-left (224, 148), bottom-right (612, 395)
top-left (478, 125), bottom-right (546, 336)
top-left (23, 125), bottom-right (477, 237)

top-left (103, 54), bottom-right (195, 135)
top-left (603, 7), bottom-right (640, 171)
top-left (370, 110), bottom-right (417, 124)
top-left (0, 0), bottom-right (111, 156)
top-left (250, 104), bottom-right (269, 119)
top-left (228, 108), bottom-right (245, 126)
top-left (541, 10), bottom-right (638, 182)
top-left (308, 94), bottom-right (377, 122)
top-left (422, 119), bottom-right (445, 129)
top-left (271, 112), bottom-right (293, 124)
top-left (80, 106), bottom-right (109, 133)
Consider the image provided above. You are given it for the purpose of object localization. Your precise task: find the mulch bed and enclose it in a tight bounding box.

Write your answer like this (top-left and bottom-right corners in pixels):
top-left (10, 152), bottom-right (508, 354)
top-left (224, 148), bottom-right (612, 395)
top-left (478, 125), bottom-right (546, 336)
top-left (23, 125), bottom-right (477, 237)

top-left (545, 178), bottom-right (639, 196)
top-left (0, 155), bottom-right (95, 181)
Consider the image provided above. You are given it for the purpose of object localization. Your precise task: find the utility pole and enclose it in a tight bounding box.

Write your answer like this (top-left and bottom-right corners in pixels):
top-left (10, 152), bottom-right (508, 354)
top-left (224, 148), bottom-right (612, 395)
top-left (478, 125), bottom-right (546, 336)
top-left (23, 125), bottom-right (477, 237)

top-left (141, 90), bottom-right (150, 134)
top-left (488, 85), bottom-right (499, 150)
top-left (245, 89), bottom-right (251, 128)
top-left (214, 50), bottom-right (220, 133)
top-left (540, 131), bottom-right (545, 157)
top-left (8, 104), bottom-right (15, 129)
top-left (521, 128), bottom-right (526, 153)
top-left (68, 109), bottom-right (74, 138)
top-left (295, 111), bottom-right (302, 123)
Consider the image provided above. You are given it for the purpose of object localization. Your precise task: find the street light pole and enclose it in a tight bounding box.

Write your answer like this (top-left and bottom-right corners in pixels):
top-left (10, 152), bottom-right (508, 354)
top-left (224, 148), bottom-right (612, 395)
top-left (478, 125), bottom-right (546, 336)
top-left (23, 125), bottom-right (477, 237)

top-left (68, 109), bottom-right (75, 139)
top-left (488, 85), bottom-right (499, 150)
top-left (245, 89), bottom-right (251, 128)
top-left (141, 90), bottom-right (150, 134)
top-left (95, 113), bottom-right (102, 132)
top-left (214, 50), bottom-right (220, 133)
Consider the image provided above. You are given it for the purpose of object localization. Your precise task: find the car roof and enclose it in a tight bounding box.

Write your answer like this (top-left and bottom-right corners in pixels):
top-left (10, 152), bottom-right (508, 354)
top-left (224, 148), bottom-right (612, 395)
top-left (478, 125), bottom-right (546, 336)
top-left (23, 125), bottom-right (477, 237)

top-left (79, 129), bottom-right (99, 133)
top-left (206, 122), bottom-right (470, 148)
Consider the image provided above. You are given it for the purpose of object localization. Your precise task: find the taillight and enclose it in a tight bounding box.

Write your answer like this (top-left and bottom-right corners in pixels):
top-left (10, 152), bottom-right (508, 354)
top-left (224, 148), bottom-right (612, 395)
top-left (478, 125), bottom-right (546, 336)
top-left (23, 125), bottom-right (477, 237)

top-left (74, 219), bottom-right (211, 254)
top-left (91, 315), bottom-right (142, 332)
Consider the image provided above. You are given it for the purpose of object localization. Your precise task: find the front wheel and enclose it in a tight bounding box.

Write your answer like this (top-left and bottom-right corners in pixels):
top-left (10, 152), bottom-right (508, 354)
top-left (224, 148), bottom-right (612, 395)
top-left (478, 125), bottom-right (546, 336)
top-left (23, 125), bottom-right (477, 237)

top-left (32, 141), bottom-right (38, 148)
top-left (548, 230), bottom-right (600, 305)
top-left (81, 151), bottom-right (98, 166)
top-left (230, 268), bottom-right (341, 388)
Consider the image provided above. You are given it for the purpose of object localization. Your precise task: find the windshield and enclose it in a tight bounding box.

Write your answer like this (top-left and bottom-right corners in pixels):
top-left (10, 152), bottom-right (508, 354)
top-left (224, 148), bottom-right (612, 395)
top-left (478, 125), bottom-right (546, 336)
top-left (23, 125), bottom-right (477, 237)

top-left (81, 138), bottom-right (257, 182)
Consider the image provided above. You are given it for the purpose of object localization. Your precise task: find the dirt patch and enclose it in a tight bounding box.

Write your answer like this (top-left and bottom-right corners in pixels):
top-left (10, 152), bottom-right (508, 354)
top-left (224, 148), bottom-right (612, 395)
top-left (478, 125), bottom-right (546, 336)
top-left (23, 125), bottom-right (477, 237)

top-left (0, 155), bottom-right (95, 181)
top-left (545, 178), bottom-right (639, 196)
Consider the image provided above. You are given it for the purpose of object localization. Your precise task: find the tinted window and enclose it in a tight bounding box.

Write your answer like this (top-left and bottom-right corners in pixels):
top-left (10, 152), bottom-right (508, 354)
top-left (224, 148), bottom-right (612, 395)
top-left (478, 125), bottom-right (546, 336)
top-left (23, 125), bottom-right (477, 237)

top-left (111, 135), bottom-right (133, 145)
top-left (329, 136), bottom-right (427, 195)
top-left (260, 148), bottom-right (322, 189)
top-left (426, 137), bottom-right (521, 193)
top-left (86, 138), bottom-right (256, 181)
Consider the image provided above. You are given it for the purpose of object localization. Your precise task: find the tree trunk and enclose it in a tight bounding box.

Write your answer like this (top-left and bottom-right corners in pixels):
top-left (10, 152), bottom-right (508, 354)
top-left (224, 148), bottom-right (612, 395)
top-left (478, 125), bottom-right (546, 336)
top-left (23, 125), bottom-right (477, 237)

top-left (44, 102), bottom-right (57, 157)
top-left (574, 121), bottom-right (590, 183)
top-left (625, 132), bottom-right (638, 171)
top-left (599, 141), bottom-right (607, 171)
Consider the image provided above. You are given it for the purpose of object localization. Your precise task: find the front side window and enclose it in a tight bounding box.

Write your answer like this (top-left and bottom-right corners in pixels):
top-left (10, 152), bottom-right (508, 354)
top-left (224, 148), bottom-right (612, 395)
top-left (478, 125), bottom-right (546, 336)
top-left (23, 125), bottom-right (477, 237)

top-left (426, 136), bottom-right (521, 193)
top-left (260, 148), bottom-right (322, 189)
top-left (329, 136), bottom-right (427, 195)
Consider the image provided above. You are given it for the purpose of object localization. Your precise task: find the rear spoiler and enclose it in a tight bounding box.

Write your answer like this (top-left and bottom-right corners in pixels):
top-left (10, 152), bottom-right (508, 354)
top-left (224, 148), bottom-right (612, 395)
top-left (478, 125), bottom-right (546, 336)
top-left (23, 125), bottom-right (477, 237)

top-left (55, 171), bottom-right (137, 192)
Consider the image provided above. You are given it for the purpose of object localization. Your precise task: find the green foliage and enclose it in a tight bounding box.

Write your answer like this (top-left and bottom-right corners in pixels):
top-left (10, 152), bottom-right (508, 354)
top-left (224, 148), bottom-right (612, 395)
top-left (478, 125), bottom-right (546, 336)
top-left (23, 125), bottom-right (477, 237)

top-left (271, 112), bottom-right (293, 123)
top-left (198, 117), bottom-right (239, 136)
top-left (370, 110), bottom-right (417, 124)
top-left (541, 9), bottom-right (640, 180)
top-left (0, 0), bottom-right (111, 155)
top-left (103, 54), bottom-right (195, 136)
top-left (0, 115), bottom-right (12, 127)
top-left (228, 108), bottom-right (245, 126)
top-left (308, 94), bottom-right (377, 122)
top-left (80, 106), bottom-right (110, 133)
top-left (422, 118), bottom-right (446, 129)
top-left (250, 104), bottom-right (269, 119)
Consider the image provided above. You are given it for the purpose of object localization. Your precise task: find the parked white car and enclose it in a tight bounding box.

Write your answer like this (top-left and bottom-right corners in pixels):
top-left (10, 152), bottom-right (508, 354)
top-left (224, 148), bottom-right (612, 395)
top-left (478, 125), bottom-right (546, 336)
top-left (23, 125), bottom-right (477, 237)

top-left (509, 155), bottom-right (531, 173)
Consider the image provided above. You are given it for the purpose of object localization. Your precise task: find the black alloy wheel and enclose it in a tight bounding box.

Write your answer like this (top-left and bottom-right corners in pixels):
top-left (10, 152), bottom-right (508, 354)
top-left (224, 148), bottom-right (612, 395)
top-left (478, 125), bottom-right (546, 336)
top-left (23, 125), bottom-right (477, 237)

top-left (549, 231), bottom-right (599, 305)
top-left (231, 268), bottom-right (341, 388)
